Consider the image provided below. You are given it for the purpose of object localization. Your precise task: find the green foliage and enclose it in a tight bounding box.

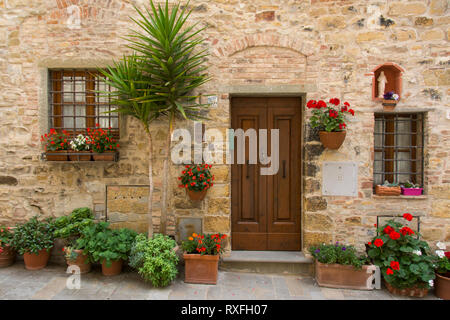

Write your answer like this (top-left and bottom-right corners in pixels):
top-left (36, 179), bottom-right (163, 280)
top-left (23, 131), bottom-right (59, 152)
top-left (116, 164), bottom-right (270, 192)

top-left (402, 180), bottom-right (421, 188)
top-left (308, 242), bottom-right (369, 269)
top-left (76, 222), bottom-right (137, 267)
top-left (11, 216), bottom-right (55, 255)
top-left (129, 233), bottom-right (179, 287)
top-left (0, 226), bottom-right (14, 247)
top-left (368, 219), bottom-right (435, 289)
top-left (181, 232), bottom-right (227, 255)
top-left (382, 180), bottom-right (399, 187)
top-left (54, 207), bottom-right (94, 239)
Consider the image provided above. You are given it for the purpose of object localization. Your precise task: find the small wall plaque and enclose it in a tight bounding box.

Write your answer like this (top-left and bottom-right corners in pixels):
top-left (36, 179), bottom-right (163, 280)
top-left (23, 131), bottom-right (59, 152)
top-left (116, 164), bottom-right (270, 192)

top-left (207, 95), bottom-right (218, 108)
top-left (322, 162), bottom-right (358, 196)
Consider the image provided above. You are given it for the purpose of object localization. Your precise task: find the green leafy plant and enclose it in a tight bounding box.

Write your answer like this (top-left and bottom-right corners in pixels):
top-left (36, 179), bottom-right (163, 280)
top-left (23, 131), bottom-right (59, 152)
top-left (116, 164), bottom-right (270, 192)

top-left (367, 215), bottom-right (435, 289)
top-left (307, 98), bottom-right (355, 132)
top-left (76, 222), bottom-right (137, 267)
top-left (41, 128), bottom-right (70, 151)
top-left (0, 226), bottom-right (14, 248)
top-left (129, 233), bottom-right (179, 287)
top-left (11, 216), bottom-right (55, 255)
top-left (381, 180), bottom-right (399, 187)
top-left (308, 242), bottom-right (369, 269)
top-left (432, 242), bottom-right (450, 276)
top-left (54, 207), bottom-right (94, 239)
top-left (182, 232), bottom-right (227, 255)
top-left (178, 164), bottom-right (214, 192)
top-left (86, 124), bottom-right (119, 153)
top-left (402, 180), bottom-right (421, 188)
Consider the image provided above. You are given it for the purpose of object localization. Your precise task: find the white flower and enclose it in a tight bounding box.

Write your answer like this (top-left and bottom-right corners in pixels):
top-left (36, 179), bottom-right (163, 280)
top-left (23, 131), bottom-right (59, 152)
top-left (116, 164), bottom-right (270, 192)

top-left (412, 250), bottom-right (422, 256)
top-left (429, 280), bottom-right (434, 287)
top-left (436, 242), bottom-right (446, 250)
top-left (392, 94), bottom-right (399, 100)
top-left (436, 250), bottom-right (445, 258)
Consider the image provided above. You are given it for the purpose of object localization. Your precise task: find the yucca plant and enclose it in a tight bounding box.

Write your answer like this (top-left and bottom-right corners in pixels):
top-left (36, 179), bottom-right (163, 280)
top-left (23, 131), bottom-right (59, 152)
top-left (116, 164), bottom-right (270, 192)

top-left (98, 0), bottom-right (210, 236)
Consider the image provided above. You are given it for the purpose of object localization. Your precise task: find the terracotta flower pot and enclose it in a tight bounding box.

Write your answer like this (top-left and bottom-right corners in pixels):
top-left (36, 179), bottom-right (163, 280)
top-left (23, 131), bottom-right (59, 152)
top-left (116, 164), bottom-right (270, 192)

top-left (184, 253), bottom-right (219, 284)
top-left (101, 259), bottom-right (123, 276)
top-left (23, 249), bottom-right (51, 270)
top-left (434, 272), bottom-right (450, 300)
top-left (69, 150), bottom-right (91, 161)
top-left (66, 250), bottom-right (91, 274)
top-left (384, 280), bottom-right (429, 298)
top-left (187, 189), bottom-right (208, 201)
top-left (314, 262), bottom-right (376, 290)
top-left (0, 245), bottom-right (16, 268)
top-left (46, 150), bottom-right (68, 161)
top-left (319, 131), bottom-right (346, 149)
top-left (93, 151), bottom-right (115, 161)
top-left (375, 185), bottom-right (401, 196)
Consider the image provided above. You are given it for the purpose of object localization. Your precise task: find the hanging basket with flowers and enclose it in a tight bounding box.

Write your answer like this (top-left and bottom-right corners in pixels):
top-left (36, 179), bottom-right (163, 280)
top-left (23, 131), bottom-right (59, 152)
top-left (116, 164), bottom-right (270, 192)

top-left (41, 129), bottom-right (70, 161)
top-left (307, 98), bottom-right (355, 149)
top-left (178, 164), bottom-right (214, 201)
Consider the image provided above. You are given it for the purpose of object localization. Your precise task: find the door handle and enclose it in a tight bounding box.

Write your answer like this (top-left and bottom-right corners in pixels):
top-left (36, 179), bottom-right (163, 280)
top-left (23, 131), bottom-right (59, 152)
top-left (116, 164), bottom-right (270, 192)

top-left (282, 160), bottom-right (286, 178)
top-left (246, 160), bottom-right (249, 179)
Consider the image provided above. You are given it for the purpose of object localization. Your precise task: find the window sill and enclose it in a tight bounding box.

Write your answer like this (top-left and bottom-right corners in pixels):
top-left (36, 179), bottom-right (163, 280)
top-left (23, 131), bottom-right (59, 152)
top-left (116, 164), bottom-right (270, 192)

top-left (372, 195), bottom-right (428, 200)
top-left (41, 152), bottom-right (119, 162)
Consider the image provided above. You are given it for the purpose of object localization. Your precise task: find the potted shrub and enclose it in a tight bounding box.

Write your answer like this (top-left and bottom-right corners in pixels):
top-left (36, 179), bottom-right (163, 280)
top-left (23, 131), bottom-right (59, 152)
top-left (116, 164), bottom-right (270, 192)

top-left (54, 207), bottom-right (94, 272)
top-left (41, 129), bottom-right (70, 161)
top-left (306, 98), bottom-right (355, 149)
top-left (87, 124), bottom-right (119, 161)
top-left (69, 134), bottom-right (92, 161)
top-left (0, 226), bottom-right (15, 268)
top-left (401, 181), bottom-right (423, 196)
top-left (11, 216), bottom-right (55, 270)
top-left (182, 232), bottom-right (227, 284)
top-left (375, 180), bottom-right (401, 196)
top-left (309, 242), bottom-right (376, 290)
top-left (77, 222), bottom-right (137, 276)
top-left (178, 164), bottom-right (214, 201)
top-left (367, 213), bottom-right (435, 297)
top-left (129, 233), bottom-right (179, 287)
top-left (382, 91), bottom-right (400, 110)
top-left (432, 242), bottom-right (450, 300)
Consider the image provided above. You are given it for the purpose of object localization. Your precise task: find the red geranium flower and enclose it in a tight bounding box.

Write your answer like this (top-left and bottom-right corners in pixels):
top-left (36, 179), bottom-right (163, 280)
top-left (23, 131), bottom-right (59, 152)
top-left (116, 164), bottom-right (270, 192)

top-left (403, 213), bottom-right (413, 221)
top-left (317, 100), bottom-right (327, 108)
top-left (348, 109), bottom-right (355, 116)
top-left (307, 100), bottom-right (317, 109)
top-left (400, 227), bottom-right (414, 236)
top-left (389, 231), bottom-right (401, 240)
top-left (383, 226), bottom-right (394, 234)
top-left (445, 252), bottom-right (450, 259)
top-left (386, 268), bottom-right (394, 275)
top-left (374, 238), bottom-right (384, 247)
top-left (390, 261), bottom-right (400, 271)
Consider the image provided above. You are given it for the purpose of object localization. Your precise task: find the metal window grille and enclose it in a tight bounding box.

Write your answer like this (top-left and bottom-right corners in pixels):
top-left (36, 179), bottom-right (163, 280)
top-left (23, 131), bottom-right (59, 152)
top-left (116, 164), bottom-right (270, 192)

top-left (48, 69), bottom-right (119, 139)
top-left (374, 113), bottom-right (424, 188)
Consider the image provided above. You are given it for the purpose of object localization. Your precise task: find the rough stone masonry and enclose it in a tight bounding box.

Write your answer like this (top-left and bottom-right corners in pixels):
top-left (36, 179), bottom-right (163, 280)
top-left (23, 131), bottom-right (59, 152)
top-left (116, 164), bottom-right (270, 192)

top-left (0, 0), bottom-right (448, 253)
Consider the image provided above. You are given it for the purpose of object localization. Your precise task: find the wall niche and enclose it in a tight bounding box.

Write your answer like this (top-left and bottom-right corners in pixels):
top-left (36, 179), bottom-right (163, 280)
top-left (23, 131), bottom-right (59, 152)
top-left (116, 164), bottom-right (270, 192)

top-left (372, 62), bottom-right (404, 101)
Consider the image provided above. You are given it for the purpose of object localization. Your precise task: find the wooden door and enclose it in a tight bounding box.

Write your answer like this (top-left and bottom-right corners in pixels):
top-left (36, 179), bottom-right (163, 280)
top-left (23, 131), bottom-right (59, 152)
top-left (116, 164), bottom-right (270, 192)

top-left (231, 97), bottom-right (302, 251)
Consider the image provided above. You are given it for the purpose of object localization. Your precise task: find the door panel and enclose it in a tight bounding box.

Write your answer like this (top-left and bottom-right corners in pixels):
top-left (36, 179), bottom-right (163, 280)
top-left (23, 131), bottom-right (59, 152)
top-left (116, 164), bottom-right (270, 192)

top-left (231, 97), bottom-right (301, 251)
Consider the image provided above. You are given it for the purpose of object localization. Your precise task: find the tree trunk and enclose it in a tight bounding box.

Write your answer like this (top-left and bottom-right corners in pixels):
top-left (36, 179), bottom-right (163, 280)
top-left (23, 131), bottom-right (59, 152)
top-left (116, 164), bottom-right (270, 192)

top-left (147, 129), bottom-right (154, 239)
top-left (160, 113), bottom-right (174, 235)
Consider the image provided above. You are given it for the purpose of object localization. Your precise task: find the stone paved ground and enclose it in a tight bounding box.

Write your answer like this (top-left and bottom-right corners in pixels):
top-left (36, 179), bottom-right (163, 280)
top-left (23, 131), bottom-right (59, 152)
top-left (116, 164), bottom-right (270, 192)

top-left (0, 262), bottom-right (440, 300)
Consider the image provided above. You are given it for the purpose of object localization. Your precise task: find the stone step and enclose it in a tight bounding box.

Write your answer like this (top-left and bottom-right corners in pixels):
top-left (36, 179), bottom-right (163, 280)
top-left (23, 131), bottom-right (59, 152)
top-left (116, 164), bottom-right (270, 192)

top-left (219, 251), bottom-right (314, 275)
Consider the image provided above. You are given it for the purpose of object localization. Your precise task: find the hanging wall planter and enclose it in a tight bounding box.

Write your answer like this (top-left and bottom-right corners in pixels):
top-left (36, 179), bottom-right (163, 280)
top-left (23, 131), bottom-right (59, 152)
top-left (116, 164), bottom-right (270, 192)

top-left (306, 98), bottom-right (355, 150)
top-left (319, 131), bottom-right (346, 150)
top-left (178, 164), bottom-right (214, 201)
top-left (187, 189), bottom-right (208, 201)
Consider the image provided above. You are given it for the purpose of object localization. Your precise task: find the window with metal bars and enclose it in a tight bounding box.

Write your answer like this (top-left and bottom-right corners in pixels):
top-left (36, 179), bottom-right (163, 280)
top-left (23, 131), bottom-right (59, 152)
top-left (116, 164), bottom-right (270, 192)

top-left (374, 113), bottom-right (424, 189)
top-left (48, 69), bottom-right (119, 138)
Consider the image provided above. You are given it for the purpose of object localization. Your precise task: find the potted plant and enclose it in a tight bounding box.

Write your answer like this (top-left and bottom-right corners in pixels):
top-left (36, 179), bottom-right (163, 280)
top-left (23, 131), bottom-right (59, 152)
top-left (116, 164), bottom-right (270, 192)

top-left (11, 216), bottom-right (55, 270)
top-left (375, 180), bottom-right (401, 196)
top-left (307, 98), bottom-right (355, 149)
top-left (182, 232), bottom-right (227, 284)
top-left (41, 129), bottom-right (70, 161)
top-left (309, 242), bottom-right (376, 290)
top-left (129, 233), bottom-right (179, 287)
top-left (178, 164), bottom-right (214, 201)
top-left (87, 124), bottom-right (119, 161)
top-left (76, 222), bottom-right (137, 276)
top-left (367, 214), bottom-right (435, 297)
top-left (382, 91), bottom-right (400, 110)
top-left (69, 134), bottom-right (92, 161)
top-left (54, 207), bottom-right (94, 272)
top-left (0, 226), bottom-right (15, 268)
top-left (401, 181), bottom-right (423, 196)
top-left (432, 242), bottom-right (450, 300)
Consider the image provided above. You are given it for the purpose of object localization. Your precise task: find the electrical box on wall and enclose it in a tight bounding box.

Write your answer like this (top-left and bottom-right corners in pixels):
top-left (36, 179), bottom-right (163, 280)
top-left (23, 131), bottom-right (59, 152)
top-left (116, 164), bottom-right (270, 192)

top-left (322, 162), bottom-right (358, 197)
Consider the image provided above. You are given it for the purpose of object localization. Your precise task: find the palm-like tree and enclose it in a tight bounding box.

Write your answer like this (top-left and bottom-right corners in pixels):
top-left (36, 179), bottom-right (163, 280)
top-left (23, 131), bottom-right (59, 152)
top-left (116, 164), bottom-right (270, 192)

top-left (127, 0), bottom-right (211, 234)
top-left (99, 0), bottom-right (210, 235)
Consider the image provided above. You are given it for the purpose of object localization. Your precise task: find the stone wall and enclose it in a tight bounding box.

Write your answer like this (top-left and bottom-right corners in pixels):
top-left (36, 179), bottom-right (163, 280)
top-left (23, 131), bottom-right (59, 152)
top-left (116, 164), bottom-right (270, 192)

top-left (0, 0), bottom-right (448, 252)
